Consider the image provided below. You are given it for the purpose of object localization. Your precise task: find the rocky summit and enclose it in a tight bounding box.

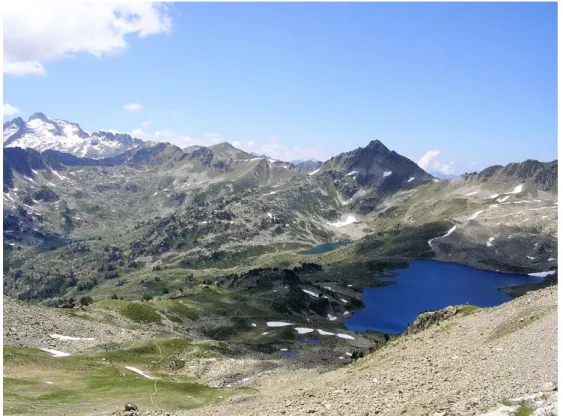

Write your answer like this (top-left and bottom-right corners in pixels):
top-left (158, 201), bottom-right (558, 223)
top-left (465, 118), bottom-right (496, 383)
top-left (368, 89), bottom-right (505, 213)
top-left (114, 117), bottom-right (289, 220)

top-left (2, 115), bottom-right (558, 416)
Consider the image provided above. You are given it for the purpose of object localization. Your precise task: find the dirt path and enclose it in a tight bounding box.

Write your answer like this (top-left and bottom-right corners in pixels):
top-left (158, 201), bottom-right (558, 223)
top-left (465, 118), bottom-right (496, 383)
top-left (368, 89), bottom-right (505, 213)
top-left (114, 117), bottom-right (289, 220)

top-left (185, 286), bottom-right (557, 416)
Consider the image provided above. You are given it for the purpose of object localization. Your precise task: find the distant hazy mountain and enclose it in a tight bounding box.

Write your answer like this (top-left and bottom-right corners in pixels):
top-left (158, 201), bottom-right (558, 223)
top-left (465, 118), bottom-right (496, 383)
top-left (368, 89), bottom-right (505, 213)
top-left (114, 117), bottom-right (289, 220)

top-left (294, 160), bottom-right (323, 173)
top-left (3, 112), bottom-right (145, 159)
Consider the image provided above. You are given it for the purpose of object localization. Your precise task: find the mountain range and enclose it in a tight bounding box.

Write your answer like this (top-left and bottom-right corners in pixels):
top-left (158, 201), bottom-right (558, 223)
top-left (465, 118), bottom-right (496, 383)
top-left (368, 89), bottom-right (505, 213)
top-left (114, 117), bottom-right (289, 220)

top-left (2, 112), bottom-right (557, 316)
top-left (3, 112), bottom-right (146, 159)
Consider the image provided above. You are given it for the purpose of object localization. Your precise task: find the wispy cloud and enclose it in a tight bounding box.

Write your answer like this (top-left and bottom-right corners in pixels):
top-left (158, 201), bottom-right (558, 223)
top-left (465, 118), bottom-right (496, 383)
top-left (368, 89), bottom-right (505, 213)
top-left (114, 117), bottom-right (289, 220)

top-left (4, 3), bottom-right (171, 76)
top-left (141, 120), bottom-right (151, 128)
top-left (418, 149), bottom-right (456, 176)
top-left (123, 103), bottom-right (144, 112)
top-left (3, 103), bottom-right (20, 117)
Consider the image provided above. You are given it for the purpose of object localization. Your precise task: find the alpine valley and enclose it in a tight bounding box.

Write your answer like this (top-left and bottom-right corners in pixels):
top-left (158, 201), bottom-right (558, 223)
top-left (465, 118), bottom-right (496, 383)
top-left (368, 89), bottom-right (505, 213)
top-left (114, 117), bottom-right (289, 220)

top-left (2, 113), bottom-right (558, 416)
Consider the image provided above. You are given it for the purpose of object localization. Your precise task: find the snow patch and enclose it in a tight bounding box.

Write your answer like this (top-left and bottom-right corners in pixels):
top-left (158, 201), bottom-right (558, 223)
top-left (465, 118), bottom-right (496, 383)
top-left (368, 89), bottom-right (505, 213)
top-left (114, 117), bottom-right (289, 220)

top-left (308, 168), bottom-right (321, 176)
top-left (266, 322), bottom-right (294, 327)
top-left (327, 314), bottom-right (337, 321)
top-left (407, 177), bottom-right (415, 183)
top-left (465, 191), bottom-right (478, 196)
top-left (528, 271), bottom-right (556, 277)
top-left (49, 334), bottom-right (94, 341)
top-left (317, 329), bottom-right (335, 336)
top-left (336, 333), bottom-right (355, 340)
top-left (40, 348), bottom-right (70, 358)
top-left (486, 237), bottom-right (495, 247)
top-left (510, 184), bottom-right (524, 194)
top-left (340, 298), bottom-right (348, 304)
top-left (125, 366), bottom-right (154, 380)
top-left (468, 210), bottom-right (484, 220)
top-left (294, 327), bottom-right (314, 334)
top-left (489, 194), bottom-right (499, 199)
top-left (428, 226), bottom-right (456, 247)
top-left (383, 171), bottom-right (392, 177)
top-left (328, 215), bottom-right (357, 228)
top-left (51, 170), bottom-right (67, 181)
top-left (302, 289), bottom-right (319, 298)
top-left (497, 196), bottom-right (510, 202)
top-left (346, 171), bottom-right (357, 176)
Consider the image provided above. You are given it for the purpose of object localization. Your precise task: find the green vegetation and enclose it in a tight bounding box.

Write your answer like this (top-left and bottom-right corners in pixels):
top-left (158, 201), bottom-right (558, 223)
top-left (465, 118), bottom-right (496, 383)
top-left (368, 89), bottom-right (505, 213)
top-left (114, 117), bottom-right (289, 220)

top-left (95, 300), bottom-right (161, 324)
top-left (3, 344), bottom-right (238, 415)
top-left (514, 402), bottom-right (536, 416)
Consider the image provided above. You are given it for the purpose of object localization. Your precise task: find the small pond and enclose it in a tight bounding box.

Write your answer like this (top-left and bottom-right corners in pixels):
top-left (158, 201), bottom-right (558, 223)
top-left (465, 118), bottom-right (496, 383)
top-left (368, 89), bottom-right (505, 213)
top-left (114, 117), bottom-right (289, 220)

top-left (345, 260), bottom-right (544, 335)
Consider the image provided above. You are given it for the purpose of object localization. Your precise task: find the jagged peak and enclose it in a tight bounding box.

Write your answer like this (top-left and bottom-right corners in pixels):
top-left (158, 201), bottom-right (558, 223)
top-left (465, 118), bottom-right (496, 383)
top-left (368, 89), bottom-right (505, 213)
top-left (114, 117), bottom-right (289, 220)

top-left (3, 117), bottom-right (25, 129)
top-left (364, 139), bottom-right (390, 152)
top-left (28, 112), bottom-right (49, 122)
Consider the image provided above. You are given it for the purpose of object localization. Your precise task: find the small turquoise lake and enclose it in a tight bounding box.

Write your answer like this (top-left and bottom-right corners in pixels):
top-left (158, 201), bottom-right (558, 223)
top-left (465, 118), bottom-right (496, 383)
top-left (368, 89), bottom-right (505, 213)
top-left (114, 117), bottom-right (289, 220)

top-left (345, 260), bottom-right (544, 335)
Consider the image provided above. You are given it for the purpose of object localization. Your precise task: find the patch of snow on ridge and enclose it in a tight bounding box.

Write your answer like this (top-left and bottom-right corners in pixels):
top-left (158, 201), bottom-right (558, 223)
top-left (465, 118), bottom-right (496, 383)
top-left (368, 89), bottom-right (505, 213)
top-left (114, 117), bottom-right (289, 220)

top-left (308, 168), bottom-right (321, 176)
top-left (497, 196), bottom-right (510, 202)
top-left (383, 171), bottom-right (392, 177)
top-left (336, 333), bottom-right (355, 340)
top-left (468, 211), bottom-right (484, 220)
top-left (125, 366), bottom-right (154, 380)
top-left (40, 348), bottom-right (70, 358)
top-left (486, 237), bottom-right (495, 247)
top-left (328, 215), bottom-right (357, 228)
top-left (51, 170), bottom-right (67, 181)
top-left (302, 289), bottom-right (319, 298)
top-left (317, 329), bottom-right (335, 336)
top-left (465, 191), bottom-right (478, 196)
top-left (347, 171), bottom-right (357, 176)
top-left (294, 328), bottom-right (314, 334)
top-left (327, 314), bottom-right (337, 321)
top-left (528, 271), bottom-right (556, 277)
top-left (266, 322), bottom-right (294, 327)
top-left (407, 177), bottom-right (415, 183)
top-left (49, 334), bottom-right (94, 341)
top-left (510, 184), bottom-right (524, 194)
top-left (428, 225), bottom-right (456, 248)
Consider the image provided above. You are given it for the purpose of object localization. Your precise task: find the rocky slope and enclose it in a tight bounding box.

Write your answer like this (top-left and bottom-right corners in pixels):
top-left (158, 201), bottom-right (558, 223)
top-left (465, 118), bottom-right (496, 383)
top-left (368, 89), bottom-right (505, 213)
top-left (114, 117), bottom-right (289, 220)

top-left (3, 112), bottom-right (145, 159)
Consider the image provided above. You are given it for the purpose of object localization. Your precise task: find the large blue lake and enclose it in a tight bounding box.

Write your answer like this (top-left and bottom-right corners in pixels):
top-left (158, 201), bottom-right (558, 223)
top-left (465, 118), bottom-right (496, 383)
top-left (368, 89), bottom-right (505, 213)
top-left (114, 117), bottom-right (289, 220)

top-left (345, 260), bottom-right (543, 335)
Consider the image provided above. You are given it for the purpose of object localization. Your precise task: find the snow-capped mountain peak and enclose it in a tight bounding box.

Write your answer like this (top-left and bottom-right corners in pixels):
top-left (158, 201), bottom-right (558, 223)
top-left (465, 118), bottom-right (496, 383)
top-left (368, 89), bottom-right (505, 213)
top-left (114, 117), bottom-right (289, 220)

top-left (3, 113), bottom-right (144, 159)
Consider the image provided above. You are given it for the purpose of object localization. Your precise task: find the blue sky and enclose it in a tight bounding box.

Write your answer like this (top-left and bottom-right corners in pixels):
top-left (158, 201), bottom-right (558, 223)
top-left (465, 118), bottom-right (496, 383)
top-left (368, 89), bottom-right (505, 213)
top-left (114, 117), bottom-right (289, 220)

top-left (3, 2), bottom-right (557, 175)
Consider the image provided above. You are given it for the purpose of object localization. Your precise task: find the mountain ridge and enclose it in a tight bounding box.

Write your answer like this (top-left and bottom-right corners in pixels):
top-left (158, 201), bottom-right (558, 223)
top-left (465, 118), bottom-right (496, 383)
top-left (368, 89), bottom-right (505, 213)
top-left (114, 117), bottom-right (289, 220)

top-left (3, 113), bottom-right (145, 159)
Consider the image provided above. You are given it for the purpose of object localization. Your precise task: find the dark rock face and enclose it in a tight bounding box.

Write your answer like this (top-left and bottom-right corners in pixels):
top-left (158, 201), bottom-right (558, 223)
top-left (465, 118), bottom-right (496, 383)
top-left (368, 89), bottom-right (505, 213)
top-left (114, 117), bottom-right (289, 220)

top-left (404, 305), bottom-right (467, 335)
top-left (320, 139), bottom-right (434, 195)
top-left (461, 160), bottom-right (557, 192)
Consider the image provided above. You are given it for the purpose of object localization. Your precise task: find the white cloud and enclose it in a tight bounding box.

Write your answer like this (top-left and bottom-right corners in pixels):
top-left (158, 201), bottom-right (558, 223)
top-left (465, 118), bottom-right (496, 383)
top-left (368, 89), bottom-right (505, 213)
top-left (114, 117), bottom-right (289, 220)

top-left (418, 149), bottom-right (456, 176)
top-left (247, 141), bottom-right (255, 147)
top-left (3, 104), bottom-right (20, 117)
top-left (123, 103), bottom-right (143, 112)
top-left (258, 137), bottom-right (326, 161)
top-left (4, 2), bottom-right (171, 76)
top-left (231, 141), bottom-right (242, 148)
top-left (141, 120), bottom-right (151, 128)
